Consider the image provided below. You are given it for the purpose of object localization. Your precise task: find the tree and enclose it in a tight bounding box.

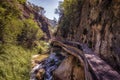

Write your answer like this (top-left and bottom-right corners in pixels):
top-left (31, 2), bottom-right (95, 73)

top-left (55, 1), bottom-right (64, 17)
top-left (29, 3), bottom-right (46, 15)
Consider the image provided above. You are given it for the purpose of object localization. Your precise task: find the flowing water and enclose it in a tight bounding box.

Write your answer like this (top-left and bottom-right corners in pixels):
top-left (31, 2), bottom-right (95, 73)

top-left (30, 52), bottom-right (65, 80)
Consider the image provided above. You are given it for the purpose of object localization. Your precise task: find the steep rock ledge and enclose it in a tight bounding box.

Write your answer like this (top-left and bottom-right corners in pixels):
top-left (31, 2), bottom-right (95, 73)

top-left (20, 3), bottom-right (52, 40)
top-left (57, 0), bottom-right (120, 73)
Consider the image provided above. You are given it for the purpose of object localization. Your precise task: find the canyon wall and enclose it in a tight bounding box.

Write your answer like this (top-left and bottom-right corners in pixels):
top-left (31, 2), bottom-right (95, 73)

top-left (57, 0), bottom-right (120, 72)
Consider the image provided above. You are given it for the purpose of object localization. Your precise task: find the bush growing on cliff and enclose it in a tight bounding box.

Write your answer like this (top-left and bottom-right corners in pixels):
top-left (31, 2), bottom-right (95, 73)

top-left (0, 0), bottom-right (44, 46)
top-left (2, 18), bottom-right (24, 43)
top-left (17, 19), bottom-right (44, 48)
top-left (0, 44), bottom-right (36, 80)
top-left (0, 0), bottom-right (22, 43)
top-left (58, 0), bottom-right (83, 37)
top-left (17, 0), bottom-right (26, 4)
top-left (0, 0), bottom-right (48, 80)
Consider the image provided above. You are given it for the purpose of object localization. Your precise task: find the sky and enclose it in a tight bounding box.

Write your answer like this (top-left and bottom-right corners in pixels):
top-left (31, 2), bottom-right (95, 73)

top-left (28, 0), bottom-right (64, 20)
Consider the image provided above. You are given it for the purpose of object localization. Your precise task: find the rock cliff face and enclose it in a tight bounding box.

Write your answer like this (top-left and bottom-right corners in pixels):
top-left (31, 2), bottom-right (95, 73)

top-left (21, 3), bottom-right (52, 39)
top-left (57, 0), bottom-right (120, 73)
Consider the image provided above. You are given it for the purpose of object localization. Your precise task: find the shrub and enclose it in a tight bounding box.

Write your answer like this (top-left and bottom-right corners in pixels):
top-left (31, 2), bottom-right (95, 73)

top-left (2, 18), bottom-right (23, 43)
top-left (58, 0), bottom-right (83, 37)
top-left (17, 0), bottom-right (26, 4)
top-left (17, 19), bottom-right (44, 48)
top-left (0, 44), bottom-right (36, 80)
top-left (0, 1), bottom-right (48, 80)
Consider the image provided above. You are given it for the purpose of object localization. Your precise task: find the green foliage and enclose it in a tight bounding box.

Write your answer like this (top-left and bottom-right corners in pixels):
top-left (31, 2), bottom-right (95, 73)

top-left (24, 19), bottom-right (43, 40)
top-left (33, 41), bottom-right (50, 54)
top-left (17, 0), bottom-right (26, 4)
top-left (17, 19), bottom-right (44, 48)
top-left (55, 1), bottom-right (64, 16)
top-left (0, 0), bottom-right (21, 17)
top-left (0, 0), bottom-right (48, 80)
top-left (0, 0), bottom-right (22, 42)
top-left (0, 44), bottom-right (36, 80)
top-left (0, 0), bottom-right (44, 46)
top-left (0, 7), bottom-right (6, 14)
top-left (2, 18), bottom-right (24, 43)
top-left (58, 0), bottom-right (83, 37)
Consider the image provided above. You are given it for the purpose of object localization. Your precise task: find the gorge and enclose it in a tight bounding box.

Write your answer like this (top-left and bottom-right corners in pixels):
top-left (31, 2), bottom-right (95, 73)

top-left (0, 0), bottom-right (120, 80)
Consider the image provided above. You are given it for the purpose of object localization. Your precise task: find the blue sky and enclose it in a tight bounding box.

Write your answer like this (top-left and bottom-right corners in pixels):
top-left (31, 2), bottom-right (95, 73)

top-left (28, 0), bottom-right (63, 20)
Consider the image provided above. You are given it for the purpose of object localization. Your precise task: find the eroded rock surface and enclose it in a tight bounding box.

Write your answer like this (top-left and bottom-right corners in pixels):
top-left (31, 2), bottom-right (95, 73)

top-left (57, 0), bottom-right (120, 73)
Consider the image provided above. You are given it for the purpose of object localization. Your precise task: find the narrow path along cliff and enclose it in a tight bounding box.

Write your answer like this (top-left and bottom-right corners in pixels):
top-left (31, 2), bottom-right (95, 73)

top-left (0, 0), bottom-right (119, 80)
top-left (30, 0), bottom-right (120, 80)
top-left (31, 39), bottom-right (120, 80)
